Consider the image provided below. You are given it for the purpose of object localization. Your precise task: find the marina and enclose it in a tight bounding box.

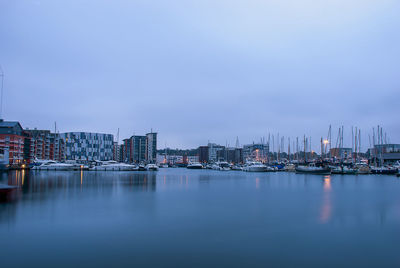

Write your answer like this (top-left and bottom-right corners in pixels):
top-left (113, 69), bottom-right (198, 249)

top-left (3, 158), bottom-right (399, 176)
top-left (1, 168), bottom-right (400, 267)
top-left (1, 0), bottom-right (399, 266)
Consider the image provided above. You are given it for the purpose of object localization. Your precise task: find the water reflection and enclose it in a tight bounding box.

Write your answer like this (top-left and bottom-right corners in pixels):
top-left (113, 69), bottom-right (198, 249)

top-left (320, 175), bottom-right (332, 224)
top-left (2, 170), bottom-right (158, 201)
top-left (1, 169), bottom-right (400, 267)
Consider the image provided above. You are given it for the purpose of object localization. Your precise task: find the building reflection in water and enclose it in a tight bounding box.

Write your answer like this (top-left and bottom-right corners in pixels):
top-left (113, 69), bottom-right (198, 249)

top-left (1, 170), bottom-right (157, 201)
top-left (255, 177), bottom-right (260, 189)
top-left (320, 175), bottom-right (332, 223)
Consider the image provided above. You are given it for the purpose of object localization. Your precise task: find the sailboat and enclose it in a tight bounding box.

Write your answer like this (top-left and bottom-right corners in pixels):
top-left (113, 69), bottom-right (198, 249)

top-left (295, 163), bottom-right (331, 175)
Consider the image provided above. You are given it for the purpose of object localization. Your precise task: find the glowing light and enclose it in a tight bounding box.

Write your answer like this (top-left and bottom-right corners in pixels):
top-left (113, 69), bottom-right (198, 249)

top-left (323, 176), bottom-right (331, 191)
top-left (320, 176), bottom-right (332, 223)
top-left (323, 139), bottom-right (329, 145)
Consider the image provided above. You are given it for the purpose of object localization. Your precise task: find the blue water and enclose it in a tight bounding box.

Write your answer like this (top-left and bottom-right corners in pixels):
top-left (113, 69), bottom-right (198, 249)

top-left (1, 169), bottom-right (400, 267)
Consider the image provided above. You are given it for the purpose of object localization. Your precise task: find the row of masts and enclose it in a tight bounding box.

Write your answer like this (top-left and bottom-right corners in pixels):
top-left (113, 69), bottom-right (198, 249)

top-left (240, 125), bottom-right (392, 163)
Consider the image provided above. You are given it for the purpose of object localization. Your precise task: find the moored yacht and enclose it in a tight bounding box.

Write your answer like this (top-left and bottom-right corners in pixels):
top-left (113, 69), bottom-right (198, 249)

top-left (32, 161), bottom-right (75, 171)
top-left (284, 163), bottom-right (296, 172)
top-left (90, 161), bottom-right (138, 171)
top-left (218, 162), bottom-right (231, 171)
top-left (29, 158), bottom-right (52, 168)
top-left (355, 163), bottom-right (371, 174)
top-left (210, 162), bottom-right (230, 171)
top-left (331, 165), bottom-right (357, 175)
top-left (243, 162), bottom-right (267, 172)
top-left (231, 165), bottom-right (243, 171)
top-left (370, 166), bottom-right (398, 175)
top-left (187, 162), bottom-right (203, 169)
top-left (295, 163), bottom-right (331, 175)
top-left (145, 163), bottom-right (159, 171)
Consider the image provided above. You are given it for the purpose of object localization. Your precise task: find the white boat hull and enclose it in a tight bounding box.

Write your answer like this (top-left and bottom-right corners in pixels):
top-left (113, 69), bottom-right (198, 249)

top-left (244, 166), bottom-right (266, 172)
top-left (91, 165), bottom-right (138, 171)
top-left (32, 165), bottom-right (75, 171)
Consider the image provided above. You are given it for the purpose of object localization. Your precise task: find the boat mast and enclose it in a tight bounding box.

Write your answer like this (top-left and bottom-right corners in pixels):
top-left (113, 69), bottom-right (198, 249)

top-left (372, 127), bottom-right (376, 166)
top-left (381, 127), bottom-right (383, 166)
top-left (328, 125), bottom-right (332, 160)
top-left (341, 126), bottom-right (344, 161)
top-left (304, 135), bottom-right (306, 163)
top-left (352, 126), bottom-right (354, 163)
top-left (335, 127), bottom-right (340, 161)
top-left (277, 133), bottom-right (280, 162)
top-left (272, 134), bottom-right (275, 162)
top-left (320, 137), bottom-right (323, 160)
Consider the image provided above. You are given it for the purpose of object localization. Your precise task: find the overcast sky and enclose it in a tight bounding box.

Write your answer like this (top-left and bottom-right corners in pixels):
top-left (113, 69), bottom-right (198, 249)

top-left (1, 0), bottom-right (399, 150)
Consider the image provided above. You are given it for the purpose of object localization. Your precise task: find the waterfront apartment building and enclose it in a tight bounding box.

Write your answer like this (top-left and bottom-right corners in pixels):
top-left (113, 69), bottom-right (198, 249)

top-left (187, 155), bottom-right (199, 163)
top-left (24, 129), bottom-right (65, 162)
top-left (61, 132), bottom-right (113, 161)
top-left (122, 132), bottom-right (157, 163)
top-left (146, 132), bottom-right (157, 163)
top-left (217, 147), bottom-right (243, 164)
top-left (243, 143), bottom-right (269, 162)
top-left (123, 135), bottom-right (147, 163)
top-left (198, 143), bottom-right (242, 163)
top-left (0, 120), bottom-right (25, 165)
top-left (0, 147), bottom-right (9, 168)
top-left (208, 143), bottom-right (225, 162)
top-left (112, 142), bottom-right (123, 162)
top-left (198, 146), bottom-right (209, 163)
top-left (368, 144), bottom-right (400, 163)
top-left (329, 147), bottom-right (352, 159)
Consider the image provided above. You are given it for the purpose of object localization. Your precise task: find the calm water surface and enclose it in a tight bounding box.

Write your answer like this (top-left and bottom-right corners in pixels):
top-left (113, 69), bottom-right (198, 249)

top-left (1, 169), bottom-right (400, 267)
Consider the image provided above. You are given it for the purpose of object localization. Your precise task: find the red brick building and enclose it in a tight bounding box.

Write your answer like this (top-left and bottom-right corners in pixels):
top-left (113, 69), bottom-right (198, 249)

top-left (0, 120), bottom-right (25, 165)
top-left (24, 129), bottom-right (65, 162)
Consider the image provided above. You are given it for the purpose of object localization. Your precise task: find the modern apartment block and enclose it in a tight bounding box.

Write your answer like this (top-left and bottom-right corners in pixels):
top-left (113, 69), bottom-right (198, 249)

top-left (198, 146), bottom-right (209, 163)
top-left (112, 142), bottom-right (121, 162)
top-left (243, 143), bottom-right (269, 162)
top-left (24, 129), bottom-right (65, 162)
top-left (61, 132), bottom-right (113, 161)
top-left (0, 120), bottom-right (25, 164)
top-left (217, 147), bottom-right (243, 164)
top-left (146, 132), bottom-right (157, 163)
top-left (198, 144), bottom-right (242, 163)
top-left (208, 143), bottom-right (225, 162)
top-left (123, 135), bottom-right (147, 163)
top-left (122, 132), bottom-right (157, 163)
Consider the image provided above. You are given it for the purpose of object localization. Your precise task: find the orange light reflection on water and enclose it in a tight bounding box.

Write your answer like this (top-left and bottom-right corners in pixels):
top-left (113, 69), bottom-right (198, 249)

top-left (320, 175), bottom-right (332, 223)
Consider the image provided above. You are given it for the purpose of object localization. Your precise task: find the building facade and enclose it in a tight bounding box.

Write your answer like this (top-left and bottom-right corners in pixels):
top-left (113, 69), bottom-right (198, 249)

top-left (24, 129), bottom-right (65, 162)
top-left (198, 146), bottom-right (209, 163)
top-left (208, 143), bottom-right (225, 162)
top-left (0, 120), bottom-right (25, 165)
top-left (369, 144), bottom-right (400, 164)
top-left (123, 135), bottom-right (147, 163)
top-left (0, 147), bottom-right (9, 168)
top-left (216, 147), bottom-right (243, 164)
top-left (146, 132), bottom-right (157, 163)
top-left (243, 143), bottom-right (269, 162)
top-left (61, 132), bottom-right (113, 161)
top-left (112, 142), bottom-right (122, 162)
top-left (330, 148), bottom-right (352, 159)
